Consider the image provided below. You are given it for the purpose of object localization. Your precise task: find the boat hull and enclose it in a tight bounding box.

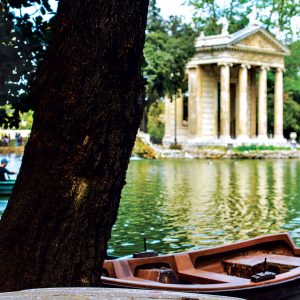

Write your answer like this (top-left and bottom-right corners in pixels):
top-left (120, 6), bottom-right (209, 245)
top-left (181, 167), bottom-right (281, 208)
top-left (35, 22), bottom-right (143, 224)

top-left (199, 276), bottom-right (300, 299)
top-left (103, 276), bottom-right (300, 300)
top-left (102, 233), bottom-right (300, 300)
top-left (0, 180), bottom-right (15, 195)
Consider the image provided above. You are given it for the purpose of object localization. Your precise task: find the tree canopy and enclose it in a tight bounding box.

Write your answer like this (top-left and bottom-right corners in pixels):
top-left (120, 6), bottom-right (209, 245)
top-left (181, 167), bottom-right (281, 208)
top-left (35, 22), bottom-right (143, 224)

top-left (1, 0), bottom-right (299, 138)
top-left (282, 40), bottom-right (300, 135)
top-left (0, 0), bottom-right (54, 127)
top-left (144, 0), bottom-right (196, 101)
top-left (186, 0), bottom-right (300, 42)
top-left (142, 0), bottom-right (196, 138)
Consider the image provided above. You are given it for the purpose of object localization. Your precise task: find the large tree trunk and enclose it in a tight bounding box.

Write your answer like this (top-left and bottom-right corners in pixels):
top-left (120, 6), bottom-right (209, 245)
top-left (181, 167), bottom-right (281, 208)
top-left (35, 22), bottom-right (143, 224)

top-left (0, 0), bottom-right (149, 292)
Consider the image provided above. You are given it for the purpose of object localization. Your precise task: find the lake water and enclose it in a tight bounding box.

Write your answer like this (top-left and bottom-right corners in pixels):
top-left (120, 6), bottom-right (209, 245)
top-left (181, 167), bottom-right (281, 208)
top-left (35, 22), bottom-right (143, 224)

top-left (1, 155), bottom-right (300, 256)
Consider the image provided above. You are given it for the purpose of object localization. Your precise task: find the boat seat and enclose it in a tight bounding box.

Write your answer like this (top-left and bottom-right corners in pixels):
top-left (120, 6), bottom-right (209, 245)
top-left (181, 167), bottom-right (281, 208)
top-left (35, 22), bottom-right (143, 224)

top-left (112, 260), bottom-right (153, 282)
top-left (223, 254), bottom-right (300, 268)
top-left (174, 253), bottom-right (249, 284)
top-left (223, 253), bottom-right (300, 278)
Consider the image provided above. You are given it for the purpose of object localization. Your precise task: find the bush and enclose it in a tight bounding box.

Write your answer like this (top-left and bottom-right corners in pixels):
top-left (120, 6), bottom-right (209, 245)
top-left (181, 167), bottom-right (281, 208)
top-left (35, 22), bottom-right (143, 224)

top-left (147, 102), bottom-right (165, 144)
top-left (132, 138), bottom-right (157, 159)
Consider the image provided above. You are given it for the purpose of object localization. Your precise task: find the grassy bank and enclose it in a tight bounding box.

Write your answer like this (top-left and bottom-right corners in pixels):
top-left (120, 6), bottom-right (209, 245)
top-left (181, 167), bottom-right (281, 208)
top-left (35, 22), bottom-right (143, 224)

top-left (232, 145), bottom-right (292, 152)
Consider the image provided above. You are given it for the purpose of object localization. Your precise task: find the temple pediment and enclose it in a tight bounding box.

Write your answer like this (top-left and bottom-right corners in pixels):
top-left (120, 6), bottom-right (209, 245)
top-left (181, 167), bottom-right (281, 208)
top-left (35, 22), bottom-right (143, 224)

top-left (231, 29), bottom-right (289, 54)
top-left (165, 21), bottom-right (290, 147)
top-left (195, 24), bottom-right (290, 56)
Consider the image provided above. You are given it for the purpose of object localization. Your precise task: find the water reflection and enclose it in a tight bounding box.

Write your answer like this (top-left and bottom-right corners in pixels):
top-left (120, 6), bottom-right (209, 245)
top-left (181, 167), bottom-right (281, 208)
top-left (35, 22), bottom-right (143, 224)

top-left (109, 159), bottom-right (300, 256)
top-left (1, 157), bottom-right (300, 256)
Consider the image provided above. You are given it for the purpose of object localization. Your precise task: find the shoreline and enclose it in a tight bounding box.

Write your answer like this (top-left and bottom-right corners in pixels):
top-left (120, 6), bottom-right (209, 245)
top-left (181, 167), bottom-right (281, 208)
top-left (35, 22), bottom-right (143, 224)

top-left (1, 145), bottom-right (300, 160)
top-left (0, 146), bottom-right (25, 155)
top-left (156, 148), bottom-right (300, 159)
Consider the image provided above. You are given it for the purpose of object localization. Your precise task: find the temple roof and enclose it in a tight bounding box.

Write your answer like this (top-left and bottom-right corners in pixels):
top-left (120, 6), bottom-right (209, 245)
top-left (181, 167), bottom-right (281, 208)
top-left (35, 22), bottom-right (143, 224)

top-left (195, 23), bottom-right (290, 55)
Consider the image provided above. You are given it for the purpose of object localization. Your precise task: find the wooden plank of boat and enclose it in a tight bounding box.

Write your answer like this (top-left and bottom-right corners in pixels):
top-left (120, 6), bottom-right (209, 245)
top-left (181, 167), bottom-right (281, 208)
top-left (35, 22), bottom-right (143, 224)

top-left (101, 233), bottom-right (300, 300)
top-left (0, 180), bottom-right (15, 195)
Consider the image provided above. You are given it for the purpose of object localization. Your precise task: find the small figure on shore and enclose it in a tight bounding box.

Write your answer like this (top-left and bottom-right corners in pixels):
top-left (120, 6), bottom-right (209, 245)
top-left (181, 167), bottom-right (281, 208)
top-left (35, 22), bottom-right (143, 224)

top-left (2, 135), bottom-right (9, 146)
top-left (0, 158), bottom-right (17, 181)
top-left (15, 133), bottom-right (23, 146)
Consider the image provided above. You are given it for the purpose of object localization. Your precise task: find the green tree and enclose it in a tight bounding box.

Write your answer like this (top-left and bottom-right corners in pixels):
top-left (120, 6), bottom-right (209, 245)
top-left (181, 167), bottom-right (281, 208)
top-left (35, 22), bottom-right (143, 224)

top-left (147, 101), bottom-right (164, 143)
top-left (267, 40), bottom-right (300, 138)
top-left (185, 0), bottom-right (250, 35)
top-left (0, 0), bottom-right (149, 291)
top-left (141, 0), bottom-right (197, 135)
top-left (284, 41), bottom-right (300, 94)
top-left (283, 40), bottom-right (300, 137)
top-left (144, 12), bottom-right (196, 101)
top-left (0, 0), bottom-right (54, 128)
top-left (186, 0), bottom-right (300, 40)
top-left (258, 0), bottom-right (300, 42)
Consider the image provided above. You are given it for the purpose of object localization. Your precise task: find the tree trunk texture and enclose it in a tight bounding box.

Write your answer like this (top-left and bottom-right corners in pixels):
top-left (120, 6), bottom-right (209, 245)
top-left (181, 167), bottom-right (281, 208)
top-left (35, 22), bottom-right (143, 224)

top-left (139, 106), bottom-right (149, 133)
top-left (0, 0), bottom-right (148, 292)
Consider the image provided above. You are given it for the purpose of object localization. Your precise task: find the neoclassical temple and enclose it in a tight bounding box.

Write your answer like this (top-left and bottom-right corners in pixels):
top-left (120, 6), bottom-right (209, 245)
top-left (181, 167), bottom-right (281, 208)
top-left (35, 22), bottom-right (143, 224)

top-left (163, 19), bottom-right (290, 145)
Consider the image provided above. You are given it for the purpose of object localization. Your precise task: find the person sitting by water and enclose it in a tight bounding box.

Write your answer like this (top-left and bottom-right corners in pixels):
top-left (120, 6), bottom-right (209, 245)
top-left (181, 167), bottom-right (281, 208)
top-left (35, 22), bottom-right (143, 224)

top-left (0, 158), bottom-right (17, 181)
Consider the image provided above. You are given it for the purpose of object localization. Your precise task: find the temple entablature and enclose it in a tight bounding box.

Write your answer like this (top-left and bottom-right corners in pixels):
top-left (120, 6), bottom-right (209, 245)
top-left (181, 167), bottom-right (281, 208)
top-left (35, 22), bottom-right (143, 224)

top-left (163, 22), bottom-right (290, 146)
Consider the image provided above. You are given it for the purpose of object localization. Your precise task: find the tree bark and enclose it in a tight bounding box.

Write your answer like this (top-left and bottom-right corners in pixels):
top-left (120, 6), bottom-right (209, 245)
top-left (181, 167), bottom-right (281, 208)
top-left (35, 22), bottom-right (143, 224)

top-left (0, 0), bottom-right (149, 292)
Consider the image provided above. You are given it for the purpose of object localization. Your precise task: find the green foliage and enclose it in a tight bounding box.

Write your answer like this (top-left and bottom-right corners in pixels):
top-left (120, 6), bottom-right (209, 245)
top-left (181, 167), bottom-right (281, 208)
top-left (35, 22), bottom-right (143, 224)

top-left (143, 0), bottom-right (196, 139)
top-left (283, 99), bottom-right (300, 136)
top-left (144, 0), bottom-right (197, 101)
top-left (233, 145), bottom-right (291, 152)
top-left (0, 0), bottom-right (54, 128)
top-left (258, 0), bottom-right (300, 42)
top-left (147, 101), bottom-right (164, 143)
top-left (20, 110), bottom-right (33, 129)
top-left (282, 40), bottom-right (300, 138)
top-left (146, 0), bottom-right (165, 32)
top-left (186, 0), bottom-right (299, 41)
top-left (285, 41), bottom-right (300, 94)
top-left (264, 39), bottom-right (300, 139)
top-left (185, 0), bottom-right (249, 35)
top-left (132, 138), bottom-right (157, 159)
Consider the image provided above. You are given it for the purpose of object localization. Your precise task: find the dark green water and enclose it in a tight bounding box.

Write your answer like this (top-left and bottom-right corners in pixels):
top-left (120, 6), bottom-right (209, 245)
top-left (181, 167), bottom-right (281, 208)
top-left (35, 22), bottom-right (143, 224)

top-left (1, 157), bottom-right (300, 257)
top-left (108, 159), bottom-right (300, 256)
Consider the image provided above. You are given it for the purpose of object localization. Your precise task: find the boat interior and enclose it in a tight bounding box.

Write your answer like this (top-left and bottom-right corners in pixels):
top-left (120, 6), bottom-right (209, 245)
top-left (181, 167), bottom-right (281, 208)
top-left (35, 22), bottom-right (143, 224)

top-left (102, 233), bottom-right (300, 290)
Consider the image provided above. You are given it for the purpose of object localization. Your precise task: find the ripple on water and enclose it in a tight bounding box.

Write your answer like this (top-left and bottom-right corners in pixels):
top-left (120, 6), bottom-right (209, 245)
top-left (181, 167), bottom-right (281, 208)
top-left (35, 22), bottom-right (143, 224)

top-left (2, 158), bottom-right (300, 256)
top-left (109, 159), bottom-right (300, 255)
top-left (0, 200), bottom-right (8, 217)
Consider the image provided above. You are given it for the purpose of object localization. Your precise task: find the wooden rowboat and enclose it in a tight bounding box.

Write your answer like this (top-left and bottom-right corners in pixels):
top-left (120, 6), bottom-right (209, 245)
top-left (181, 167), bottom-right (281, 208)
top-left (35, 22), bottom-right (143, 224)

top-left (0, 180), bottom-right (15, 196)
top-left (102, 233), bottom-right (300, 299)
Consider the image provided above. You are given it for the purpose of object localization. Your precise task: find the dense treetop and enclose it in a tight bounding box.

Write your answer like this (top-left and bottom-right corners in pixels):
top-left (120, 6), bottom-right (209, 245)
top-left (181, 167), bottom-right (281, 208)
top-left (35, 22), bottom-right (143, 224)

top-left (144, 0), bottom-right (197, 102)
top-left (186, 0), bottom-right (300, 42)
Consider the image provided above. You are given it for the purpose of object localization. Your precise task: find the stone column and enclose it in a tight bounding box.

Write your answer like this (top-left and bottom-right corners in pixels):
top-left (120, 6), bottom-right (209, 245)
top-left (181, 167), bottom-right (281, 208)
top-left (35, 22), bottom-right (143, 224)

top-left (195, 66), bottom-right (203, 137)
top-left (219, 63), bottom-right (231, 140)
top-left (258, 66), bottom-right (268, 140)
top-left (237, 64), bottom-right (250, 140)
top-left (188, 66), bottom-right (203, 139)
top-left (188, 68), bottom-right (197, 137)
top-left (274, 67), bottom-right (284, 140)
top-left (249, 69), bottom-right (257, 138)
